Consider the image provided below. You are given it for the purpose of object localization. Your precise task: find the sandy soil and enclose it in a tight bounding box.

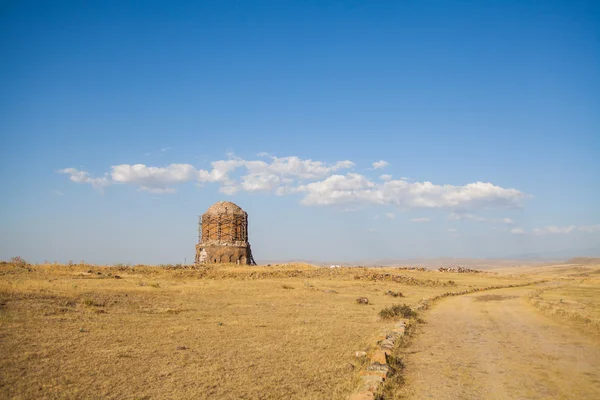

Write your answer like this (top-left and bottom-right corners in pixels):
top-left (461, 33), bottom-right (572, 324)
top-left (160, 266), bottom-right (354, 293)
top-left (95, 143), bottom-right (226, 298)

top-left (399, 286), bottom-right (600, 400)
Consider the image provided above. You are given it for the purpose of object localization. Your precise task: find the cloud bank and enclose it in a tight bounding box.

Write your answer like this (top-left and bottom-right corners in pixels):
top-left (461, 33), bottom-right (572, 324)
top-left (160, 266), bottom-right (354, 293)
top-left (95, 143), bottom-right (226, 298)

top-left (509, 224), bottom-right (600, 235)
top-left (59, 154), bottom-right (528, 212)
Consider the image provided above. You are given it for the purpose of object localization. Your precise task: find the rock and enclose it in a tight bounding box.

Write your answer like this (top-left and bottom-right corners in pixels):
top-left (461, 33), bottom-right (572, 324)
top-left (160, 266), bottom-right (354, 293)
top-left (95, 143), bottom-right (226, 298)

top-left (370, 349), bottom-right (387, 364)
top-left (361, 368), bottom-right (388, 377)
top-left (366, 363), bottom-right (389, 373)
top-left (380, 339), bottom-right (394, 350)
top-left (356, 297), bottom-right (369, 305)
top-left (354, 351), bottom-right (367, 358)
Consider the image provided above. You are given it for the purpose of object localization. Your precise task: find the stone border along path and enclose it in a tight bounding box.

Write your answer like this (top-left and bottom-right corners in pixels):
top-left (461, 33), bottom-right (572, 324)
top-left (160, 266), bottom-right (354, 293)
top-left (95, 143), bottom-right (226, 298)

top-left (348, 280), bottom-right (547, 400)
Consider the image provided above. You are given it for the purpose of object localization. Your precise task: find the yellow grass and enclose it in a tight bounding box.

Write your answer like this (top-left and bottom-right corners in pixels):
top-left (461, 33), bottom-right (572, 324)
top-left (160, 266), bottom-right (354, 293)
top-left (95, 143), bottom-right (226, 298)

top-left (523, 263), bottom-right (600, 336)
top-left (0, 262), bottom-right (534, 399)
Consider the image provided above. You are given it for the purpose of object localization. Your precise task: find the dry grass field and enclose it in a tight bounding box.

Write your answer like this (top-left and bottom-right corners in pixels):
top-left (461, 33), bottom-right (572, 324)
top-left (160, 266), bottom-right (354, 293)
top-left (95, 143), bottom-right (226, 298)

top-left (0, 261), bottom-right (533, 399)
top-left (493, 259), bottom-right (600, 336)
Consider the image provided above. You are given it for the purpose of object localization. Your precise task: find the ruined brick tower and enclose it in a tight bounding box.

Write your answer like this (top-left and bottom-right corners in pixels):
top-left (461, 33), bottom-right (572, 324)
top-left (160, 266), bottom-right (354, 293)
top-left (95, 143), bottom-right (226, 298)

top-left (195, 201), bottom-right (256, 265)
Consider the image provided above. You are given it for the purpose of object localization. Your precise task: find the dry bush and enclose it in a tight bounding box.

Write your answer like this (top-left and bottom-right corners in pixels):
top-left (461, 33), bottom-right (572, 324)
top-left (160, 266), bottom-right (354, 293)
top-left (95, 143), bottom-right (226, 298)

top-left (9, 256), bottom-right (28, 268)
top-left (379, 304), bottom-right (417, 320)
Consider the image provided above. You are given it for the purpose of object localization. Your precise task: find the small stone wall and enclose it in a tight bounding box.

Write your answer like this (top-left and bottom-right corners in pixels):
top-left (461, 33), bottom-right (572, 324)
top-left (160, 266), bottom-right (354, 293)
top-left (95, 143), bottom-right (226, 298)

top-left (348, 280), bottom-right (546, 399)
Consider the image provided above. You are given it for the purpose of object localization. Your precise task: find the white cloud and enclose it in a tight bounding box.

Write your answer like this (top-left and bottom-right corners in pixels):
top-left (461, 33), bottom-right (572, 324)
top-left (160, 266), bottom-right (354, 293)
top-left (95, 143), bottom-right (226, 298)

top-left (448, 214), bottom-right (516, 225)
top-left (240, 173), bottom-right (283, 192)
top-left (578, 224), bottom-right (600, 233)
top-left (449, 212), bottom-right (487, 222)
top-left (111, 164), bottom-right (204, 190)
top-left (59, 155), bottom-right (355, 195)
top-left (53, 190), bottom-right (64, 196)
top-left (297, 175), bottom-right (527, 210)
top-left (59, 155), bottom-right (527, 213)
top-left (384, 212), bottom-right (396, 220)
top-left (295, 173), bottom-right (376, 206)
top-left (508, 224), bottom-right (600, 235)
top-left (140, 187), bottom-right (176, 194)
top-left (57, 168), bottom-right (111, 192)
top-left (533, 225), bottom-right (577, 235)
top-left (447, 228), bottom-right (458, 233)
top-left (253, 156), bottom-right (354, 180)
top-left (372, 160), bottom-right (390, 169)
top-left (219, 185), bottom-right (239, 196)
top-left (531, 224), bottom-right (600, 235)
top-left (410, 217), bottom-right (430, 223)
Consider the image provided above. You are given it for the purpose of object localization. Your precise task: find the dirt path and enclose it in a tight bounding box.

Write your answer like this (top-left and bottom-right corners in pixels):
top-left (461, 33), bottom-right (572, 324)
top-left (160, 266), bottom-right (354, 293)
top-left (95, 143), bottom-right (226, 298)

top-left (398, 286), bottom-right (600, 400)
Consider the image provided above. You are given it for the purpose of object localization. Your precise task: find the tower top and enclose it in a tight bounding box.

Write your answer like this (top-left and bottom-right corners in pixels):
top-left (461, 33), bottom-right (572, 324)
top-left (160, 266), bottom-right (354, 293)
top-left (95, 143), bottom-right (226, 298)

top-left (204, 201), bottom-right (246, 216)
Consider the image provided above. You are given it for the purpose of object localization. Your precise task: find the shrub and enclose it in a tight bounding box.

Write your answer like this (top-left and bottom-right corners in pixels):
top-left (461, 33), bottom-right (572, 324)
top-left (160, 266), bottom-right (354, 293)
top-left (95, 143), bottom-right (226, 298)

top-left (9, 256), bottom-right (27, 268)
top-left (379, 304), bottom-right (417, 320)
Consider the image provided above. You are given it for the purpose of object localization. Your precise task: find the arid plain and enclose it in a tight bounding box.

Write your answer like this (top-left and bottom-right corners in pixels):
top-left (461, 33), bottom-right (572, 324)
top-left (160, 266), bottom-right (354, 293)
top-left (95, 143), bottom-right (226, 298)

top-left (1, 259), bottom-right (599, 399)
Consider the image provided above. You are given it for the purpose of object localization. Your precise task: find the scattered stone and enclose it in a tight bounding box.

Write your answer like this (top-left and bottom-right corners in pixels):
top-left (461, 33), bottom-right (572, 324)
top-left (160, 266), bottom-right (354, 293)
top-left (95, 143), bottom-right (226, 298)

top-left (438, 266), bottom-right (482, 273)
top-left (380, 339), bottom-right (394, 351)
top-left (370, 349), bottom-right (387, 364)
top-left (176, 346), bottom-right (188, 350)
top-left (114, 275), bottom-right (121, 279)
top-left (385, 290), bottom-right (403, 297)
top-left (366, 363), bottom-right (389, 373)
top-left (354, 351), bottom-right (367, 358)
top-left (356, 297), bottom-right (369, 305)
top-left (323, 289), bottom-right (338, 294)
top-left (360, 374), bottom-right (384, 386)
top-left (361, 369), bottom-right (387, 378)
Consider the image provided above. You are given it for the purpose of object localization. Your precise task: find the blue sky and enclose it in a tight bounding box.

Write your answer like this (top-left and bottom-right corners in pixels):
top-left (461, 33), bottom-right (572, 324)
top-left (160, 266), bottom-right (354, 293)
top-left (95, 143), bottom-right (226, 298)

top-left (1, 0), bottom-right (599, 264)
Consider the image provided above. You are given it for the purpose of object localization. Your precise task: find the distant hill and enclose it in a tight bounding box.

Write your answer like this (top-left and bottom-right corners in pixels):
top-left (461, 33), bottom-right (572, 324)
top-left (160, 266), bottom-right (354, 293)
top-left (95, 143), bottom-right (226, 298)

top-left (257, 249), bottom-right (600, 269)
top-left (257, 257), bottom-right (536, 269)
top-left (566, 257), bottom-right (600, 265)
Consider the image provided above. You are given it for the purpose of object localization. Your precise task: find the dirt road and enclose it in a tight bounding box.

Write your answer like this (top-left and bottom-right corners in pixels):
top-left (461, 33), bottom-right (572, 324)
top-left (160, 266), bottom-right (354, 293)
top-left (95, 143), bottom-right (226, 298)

top-left (398, 286), bottom-right (600, 399)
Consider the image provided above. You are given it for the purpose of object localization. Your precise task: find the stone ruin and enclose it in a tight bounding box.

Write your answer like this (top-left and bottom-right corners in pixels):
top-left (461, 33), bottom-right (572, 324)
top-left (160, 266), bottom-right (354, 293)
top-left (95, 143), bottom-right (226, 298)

top-left (195, 201), bottom-right (256, 265)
